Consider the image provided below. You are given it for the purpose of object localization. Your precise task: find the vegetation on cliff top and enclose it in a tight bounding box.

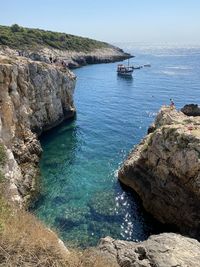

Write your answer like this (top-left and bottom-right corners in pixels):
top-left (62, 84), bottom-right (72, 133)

top-left (0, 24), bottom-right (111, 52)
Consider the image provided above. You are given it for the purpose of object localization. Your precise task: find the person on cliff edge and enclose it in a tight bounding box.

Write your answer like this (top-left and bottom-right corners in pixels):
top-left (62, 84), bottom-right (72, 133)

top-left (170, 98), bottom-right (175, 109)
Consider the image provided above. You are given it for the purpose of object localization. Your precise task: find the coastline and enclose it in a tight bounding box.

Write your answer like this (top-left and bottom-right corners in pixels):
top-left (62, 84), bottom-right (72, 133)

top-left (0, 40), bottom-right (131, 207)
top-left (0, 45), bottom-right (133, 69)
top-left (0, 38), bottom-right (199, 266)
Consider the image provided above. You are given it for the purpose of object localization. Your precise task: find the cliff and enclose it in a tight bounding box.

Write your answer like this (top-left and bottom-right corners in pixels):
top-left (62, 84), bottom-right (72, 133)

top-left (119, 106), bottom-right (200, 239)
top-left (0, 54), bottom-right (76, 206)
top-left (0, 45), bottom-right (131, 69)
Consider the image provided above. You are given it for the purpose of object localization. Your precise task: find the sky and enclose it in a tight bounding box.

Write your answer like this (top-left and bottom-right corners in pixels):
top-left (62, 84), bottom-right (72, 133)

top-left (1, 0), bottom-right (200, 44)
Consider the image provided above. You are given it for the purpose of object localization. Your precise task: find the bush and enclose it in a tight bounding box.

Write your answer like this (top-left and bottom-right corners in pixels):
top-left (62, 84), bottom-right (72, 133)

top-left (0, 24), bottom-right (109, 52)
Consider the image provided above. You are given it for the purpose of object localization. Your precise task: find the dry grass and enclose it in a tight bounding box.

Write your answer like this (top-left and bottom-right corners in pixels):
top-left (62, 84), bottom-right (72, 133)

top-left (0, 202), bottom-right (79, 267)
top-left (0, 198), bottom-right (118, 267)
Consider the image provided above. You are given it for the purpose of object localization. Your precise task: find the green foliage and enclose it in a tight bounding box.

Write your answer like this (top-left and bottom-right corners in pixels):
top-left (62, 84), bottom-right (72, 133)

top-left (0, 144), bottom-right (6, 166)
top-left (10, 24), bottom-right (21, 32)
top-left (0, 24), bottom-right (109, 52)
top-left (0, 144), bottom-right (6, 187)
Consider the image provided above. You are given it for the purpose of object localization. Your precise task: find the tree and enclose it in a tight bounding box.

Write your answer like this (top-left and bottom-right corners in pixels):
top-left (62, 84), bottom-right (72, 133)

top-left (11, 24), bottom-right (21, 32)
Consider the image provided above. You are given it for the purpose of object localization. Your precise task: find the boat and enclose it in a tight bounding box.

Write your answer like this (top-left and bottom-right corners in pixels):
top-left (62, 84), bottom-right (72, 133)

top-left (117, 61), bottom-right (134, 76)
top-left (143, 64), bottom-right (151, 67)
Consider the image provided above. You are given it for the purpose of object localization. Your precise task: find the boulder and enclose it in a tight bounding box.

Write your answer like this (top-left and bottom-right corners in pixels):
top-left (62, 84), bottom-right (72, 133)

top-left (98, 233), bottom-right (200, 267)
top-left (181, 104), bottom-right (200, 116)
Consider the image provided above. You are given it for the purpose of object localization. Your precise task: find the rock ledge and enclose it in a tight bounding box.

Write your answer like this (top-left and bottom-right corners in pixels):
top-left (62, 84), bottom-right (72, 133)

top-left (119, 106), bottom-right (200, 239)
top-left (98, 233), bottom-right (200, 267)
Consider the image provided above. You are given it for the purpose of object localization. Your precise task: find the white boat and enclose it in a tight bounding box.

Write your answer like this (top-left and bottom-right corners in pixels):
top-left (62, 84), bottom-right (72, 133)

top-left (117, 60), bottom-right (134, 76)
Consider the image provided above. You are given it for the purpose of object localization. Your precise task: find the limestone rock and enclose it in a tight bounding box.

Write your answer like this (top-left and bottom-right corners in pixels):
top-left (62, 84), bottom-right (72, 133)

top-left (0, 55), bottom-right (76, 205)
top-left (0, 45), bottom-right (131, 68)
top-left (98, 233), bottom-right (200, 267)
top-left (119, 106), bottom-right (200, 239)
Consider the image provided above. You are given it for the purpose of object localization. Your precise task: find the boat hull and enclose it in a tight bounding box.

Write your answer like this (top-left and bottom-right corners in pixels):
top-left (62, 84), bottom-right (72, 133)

top-left (117, 71), bottom-right (133, 77)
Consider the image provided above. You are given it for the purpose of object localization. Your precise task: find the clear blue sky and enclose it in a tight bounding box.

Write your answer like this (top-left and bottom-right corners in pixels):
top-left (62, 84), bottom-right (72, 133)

top-left (1, 0), bottom-right (200, 44)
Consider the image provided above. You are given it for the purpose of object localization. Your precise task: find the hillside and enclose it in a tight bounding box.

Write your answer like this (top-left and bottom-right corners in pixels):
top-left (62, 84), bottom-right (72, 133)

top-left (0, 24), bottom-right (131, 68)
top-left (0, 24), bottom-right (113, 52)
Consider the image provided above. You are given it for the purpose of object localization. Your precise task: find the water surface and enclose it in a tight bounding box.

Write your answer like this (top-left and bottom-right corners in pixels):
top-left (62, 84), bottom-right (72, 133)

top-left (35, 44), bottom-right (200, 247)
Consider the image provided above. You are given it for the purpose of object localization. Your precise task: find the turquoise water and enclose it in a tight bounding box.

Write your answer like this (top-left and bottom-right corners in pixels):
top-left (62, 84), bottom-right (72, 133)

top-left (34, 44), bottom-right (200, 247)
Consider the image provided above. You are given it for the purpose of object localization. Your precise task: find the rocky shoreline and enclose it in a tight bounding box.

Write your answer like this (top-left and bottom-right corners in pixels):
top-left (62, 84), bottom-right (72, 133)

top-left (119, 106), bottom-right (200, 240)
top-left (0, 45), bottom-right (132, 69)
top-left (1, 43), bottom-right (200, 265)
top-left (0, 42), bottom-right (130, 206)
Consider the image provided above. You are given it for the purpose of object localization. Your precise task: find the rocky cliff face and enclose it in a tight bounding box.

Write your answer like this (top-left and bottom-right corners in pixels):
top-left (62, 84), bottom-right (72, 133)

top-left (119, 107), bottom-right (200, 239)
top-left (28, 46), bottom-right (132, 68)
top-left (0, 55), bottom-right (76, 206)
top-left (0, 45), bottom-right (131, 68)
top-left (98, 233), bottom-right (200, 267)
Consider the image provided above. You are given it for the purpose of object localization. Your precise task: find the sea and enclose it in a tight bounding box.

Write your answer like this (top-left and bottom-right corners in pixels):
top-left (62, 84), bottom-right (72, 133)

top-left (34, 43), bottom-right (200, 248)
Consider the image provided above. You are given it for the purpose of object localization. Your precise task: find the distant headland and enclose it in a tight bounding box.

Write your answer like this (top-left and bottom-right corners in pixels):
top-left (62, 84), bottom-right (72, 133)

top-left (0, 24), bottom-right (132, 68)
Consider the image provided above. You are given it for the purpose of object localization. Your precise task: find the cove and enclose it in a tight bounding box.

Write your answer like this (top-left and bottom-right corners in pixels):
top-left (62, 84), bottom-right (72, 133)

top-left (34, 45), bottom-right (200, 247)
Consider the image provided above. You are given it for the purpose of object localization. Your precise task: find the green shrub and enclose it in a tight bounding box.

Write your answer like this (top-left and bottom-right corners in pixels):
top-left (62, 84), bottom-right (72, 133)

top-left (0, 144), bottom-right (6, 166)
top-left (10, 24), bottom-right (21, 32)
top-left (0, 24), bottom-right (110, 52)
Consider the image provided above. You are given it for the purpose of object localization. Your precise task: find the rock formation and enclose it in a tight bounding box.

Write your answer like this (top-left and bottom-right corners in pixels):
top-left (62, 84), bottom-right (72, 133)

top-left (98, 233), bottom-right (200, 267)
top-left (119, 106), bottom-right (200, 239)
top-left (0, 55), bottom-right (76, 206)
top-left (181, 104), bottom-right (200, 116)
top-left (0, 45), bottom-right (131, 68)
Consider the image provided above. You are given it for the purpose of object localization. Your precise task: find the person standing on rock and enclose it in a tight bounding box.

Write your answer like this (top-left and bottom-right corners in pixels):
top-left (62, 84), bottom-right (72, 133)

top-left (170, 98), bottom-right (175, 109)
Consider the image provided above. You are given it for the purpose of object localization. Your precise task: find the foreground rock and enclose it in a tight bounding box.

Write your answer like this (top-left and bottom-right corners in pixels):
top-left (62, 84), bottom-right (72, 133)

top-left (119, 106), bottom-right (200, 239)
top-left (0, 55), bottom-right (76, 205)
top-left (98, 233), bottom-right (200, 267)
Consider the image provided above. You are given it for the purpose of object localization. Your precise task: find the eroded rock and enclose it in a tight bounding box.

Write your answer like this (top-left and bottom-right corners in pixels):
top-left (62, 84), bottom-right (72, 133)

top-left (0, 45), bottom-right (132, 68)
top-left (0, 55), bottom-right (76, 205)
top-left (119, 106), bottom-right (200, 239)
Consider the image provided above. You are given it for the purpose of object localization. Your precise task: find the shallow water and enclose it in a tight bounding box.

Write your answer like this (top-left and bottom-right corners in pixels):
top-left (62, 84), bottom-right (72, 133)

top-left (34, 44), bottom-right (200, 247)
